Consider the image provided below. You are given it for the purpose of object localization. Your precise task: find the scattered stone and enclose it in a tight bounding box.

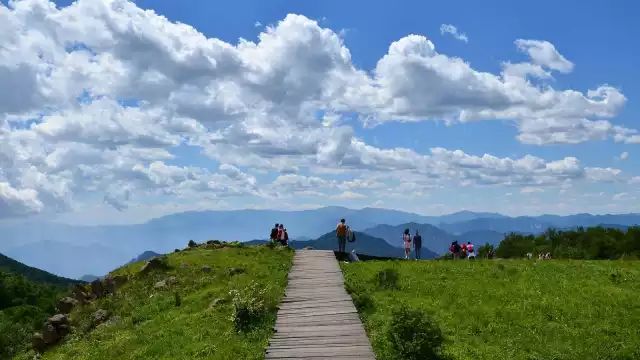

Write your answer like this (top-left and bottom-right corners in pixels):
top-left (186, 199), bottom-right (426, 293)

top-left (201, 265), bottom-right (212, 273)
top-left (41, 324), bottom-right (58, 345)
top-left (90, 279), bottom-right (105, 298)
top-left (154, 280), bottom-right (167, 290)
top-left (92, 309), bottom-right (109, 326)
top-left (71, 284), bottom-right (91, 304)
top-left (37, 314), bottom-right (70, 349)
top-left (56, 297), bottom-right (79, 314)
top-left (32, 332), bottom-right (45, 352)
top-left (226, 267), bottom-right (245, 276)
top-left (48, 314), bottom-right (68, 326)
top-left (166, 276), bottom-right (178, 285)
top-left (140, 256), bottom-right (168, 274)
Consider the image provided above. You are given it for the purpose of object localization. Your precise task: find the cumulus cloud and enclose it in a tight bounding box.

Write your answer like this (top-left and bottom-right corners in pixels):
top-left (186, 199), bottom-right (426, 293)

top-left (0, 0), bottom-right (636, 218)
top-left (514, 39), bottom-right (574, 73)
top-left (619, 151), bottom-right (629, 160)
top-left (440, 24), bottom-right (468, 43)
top-left (0, 182), bottom-right (44, 217)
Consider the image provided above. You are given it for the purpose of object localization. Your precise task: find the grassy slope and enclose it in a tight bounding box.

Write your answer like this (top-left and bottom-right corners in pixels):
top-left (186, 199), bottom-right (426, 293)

top-left (342, 259), bottom-right (640, 360)
top-left (21, 245), bottom-right (293, 360)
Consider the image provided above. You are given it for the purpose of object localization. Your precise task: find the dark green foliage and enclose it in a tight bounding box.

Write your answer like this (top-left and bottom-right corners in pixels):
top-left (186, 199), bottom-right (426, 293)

top-left (375, 268), bottom-right (399, 289)
top-left (477, 243), bottom-right (495, 258)
top-left (496, 226), bottom-right (640, 259)
top-left (386, 306), bottom-right (445, 360)
top-left (0, 253), bottom-right (81, 287)
top-left (0, 271), bottom-right (64, 358)
top-left (229, 281), bottom-right (268, 332)
top-left (174, 292), bottom-right (181, 307)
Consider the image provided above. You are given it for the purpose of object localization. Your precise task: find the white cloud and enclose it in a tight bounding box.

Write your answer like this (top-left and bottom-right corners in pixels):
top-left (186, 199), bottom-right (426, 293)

top-left (585, 167), bottom-right (622, 182)
top-left (612, 192), bottom-right (631, 201)
top-left (0, 182), bottom-right (43, 217)
top-left (514, 39), bottom-right (574, 73)
top-left (331, 191), bottom-right (366, 200)
top-left (254, 21), bottom-right (262, 28)
top-left (0, 0), bottom-right (636, 219)
top-left (619, 151), bottom-right (629, 160)
top-left (440, 24), bottom-right (468, 43)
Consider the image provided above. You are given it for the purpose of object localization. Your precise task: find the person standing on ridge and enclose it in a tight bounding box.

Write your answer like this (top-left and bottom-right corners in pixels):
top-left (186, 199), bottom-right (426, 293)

top-left (403, 228), bottom-right (412, 259)
top-left (270, 223), bottom-right (279, 242)
top-left (413, 230), bottom-right (422, 260)
top-left (336, 219), bottom-right (347, 253)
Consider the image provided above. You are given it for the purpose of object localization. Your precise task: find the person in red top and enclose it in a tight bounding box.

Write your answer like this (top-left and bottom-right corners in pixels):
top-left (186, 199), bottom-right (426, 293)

top-left (467, 241), bottom-right (475, 259)
top-left (461, 242), bottom-right (468, 258)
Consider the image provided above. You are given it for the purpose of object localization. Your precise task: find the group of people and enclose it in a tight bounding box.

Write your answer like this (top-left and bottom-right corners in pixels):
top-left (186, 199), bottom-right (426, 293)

top-left (449, 240), bottom-right (476, 259)
top-left (270, 223), bottom-right (289, 246)
top-left (402, 229), bottom-right (424, 260)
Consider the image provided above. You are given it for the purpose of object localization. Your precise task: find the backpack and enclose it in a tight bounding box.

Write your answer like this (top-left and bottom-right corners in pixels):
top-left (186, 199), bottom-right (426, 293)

top-left (337, 223), bottom-right (347, 237)
top-left (454, 243), bottom-right (461, 253)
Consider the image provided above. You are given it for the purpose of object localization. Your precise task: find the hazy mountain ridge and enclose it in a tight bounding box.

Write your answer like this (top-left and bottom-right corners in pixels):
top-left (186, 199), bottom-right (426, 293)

top-left (2, 207), bottom-right (638, 277)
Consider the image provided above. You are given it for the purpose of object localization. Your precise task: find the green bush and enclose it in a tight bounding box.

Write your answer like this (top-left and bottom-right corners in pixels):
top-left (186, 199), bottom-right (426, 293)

top-left (386, 306), bottom-right (446, 360)
top-left (375, 268), bottom-right (399, 290)
top-left (229, 281), bottom-right (268, 332)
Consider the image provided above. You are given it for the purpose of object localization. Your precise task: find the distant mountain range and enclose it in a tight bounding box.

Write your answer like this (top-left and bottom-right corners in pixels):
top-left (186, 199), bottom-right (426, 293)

top-left (1, 207), bottom-right (638, 278)
top-left (362, 223), bottom-right (504, 255)
top-left (247, 231), bottom-right (439, 259)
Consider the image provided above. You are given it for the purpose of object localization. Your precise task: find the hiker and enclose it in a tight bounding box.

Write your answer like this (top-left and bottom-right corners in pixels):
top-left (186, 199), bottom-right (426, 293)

top-left (467, 241), bottom-right (475, 259)
top-left (282, 228), bottom-right (289, 246)
top-left (403, 228), bottom-right (411, 259)
top-left (336, 219), bottom-right (347, 253)
top-left (277, 224), bottom-right (284, 243)
top-left (450, 241), bottom-right (461, 259)
top-left (461, 242), bottom-right (468, 258)
top-left (413, 230), bottom-right (422, 260)
top-left (270, 223), bottom-right (279, 242)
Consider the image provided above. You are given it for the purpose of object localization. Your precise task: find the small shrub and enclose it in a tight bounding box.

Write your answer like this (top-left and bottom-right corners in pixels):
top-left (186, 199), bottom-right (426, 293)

top-left (376, 268), bottom-right (399, 290)
top-left (386, 306), bottom-right (446, 360)
top-left (352, 293), bottom-right (374, 313)
top-left (188, 240), bottom-right (197, 248)
top-left (174, 292), bottom-right (181, 307)
top-left (229, 281), bottom-right (268, 332)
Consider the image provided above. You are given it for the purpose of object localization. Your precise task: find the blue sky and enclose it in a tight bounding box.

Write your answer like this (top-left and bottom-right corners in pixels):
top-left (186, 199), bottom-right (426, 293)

top-left (0, 0), bottom-right (638, 224)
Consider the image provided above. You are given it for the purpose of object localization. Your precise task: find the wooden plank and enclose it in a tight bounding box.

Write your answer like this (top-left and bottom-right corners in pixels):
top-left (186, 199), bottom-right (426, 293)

top-left (265, 250), bottom-right (375, 359)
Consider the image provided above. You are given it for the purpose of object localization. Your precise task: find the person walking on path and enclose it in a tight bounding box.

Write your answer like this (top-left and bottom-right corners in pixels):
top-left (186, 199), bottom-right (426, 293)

top-left (403, 228), bottom-right (412, 259)
top-left (336, 219), bottom-right (348, 253)
top-left (413, 230), bottom-right (422, 260)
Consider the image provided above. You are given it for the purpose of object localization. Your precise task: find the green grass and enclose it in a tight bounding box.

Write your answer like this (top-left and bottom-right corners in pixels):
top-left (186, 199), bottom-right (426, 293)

top-left (341, 259), bottom-right (640, 360)
top-left (18, 245), bottom-right (293, 360)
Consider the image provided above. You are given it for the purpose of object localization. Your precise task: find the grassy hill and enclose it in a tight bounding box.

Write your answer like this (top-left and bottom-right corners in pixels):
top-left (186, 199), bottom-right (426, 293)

top-left (16, 244), bottom-right (293, 360)
top-left (342, 259), bottom-right (640, 360)
top-left (0, 252), bottom-right (82, 286)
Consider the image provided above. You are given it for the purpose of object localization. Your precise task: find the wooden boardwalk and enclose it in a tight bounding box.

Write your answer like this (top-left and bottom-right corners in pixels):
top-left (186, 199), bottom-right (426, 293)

top-left (266, 250), bottom-right (376, 359)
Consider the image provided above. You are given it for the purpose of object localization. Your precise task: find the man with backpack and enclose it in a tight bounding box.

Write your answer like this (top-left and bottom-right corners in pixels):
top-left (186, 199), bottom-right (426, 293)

top-left (336, 218), bottom-right (347, 253)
